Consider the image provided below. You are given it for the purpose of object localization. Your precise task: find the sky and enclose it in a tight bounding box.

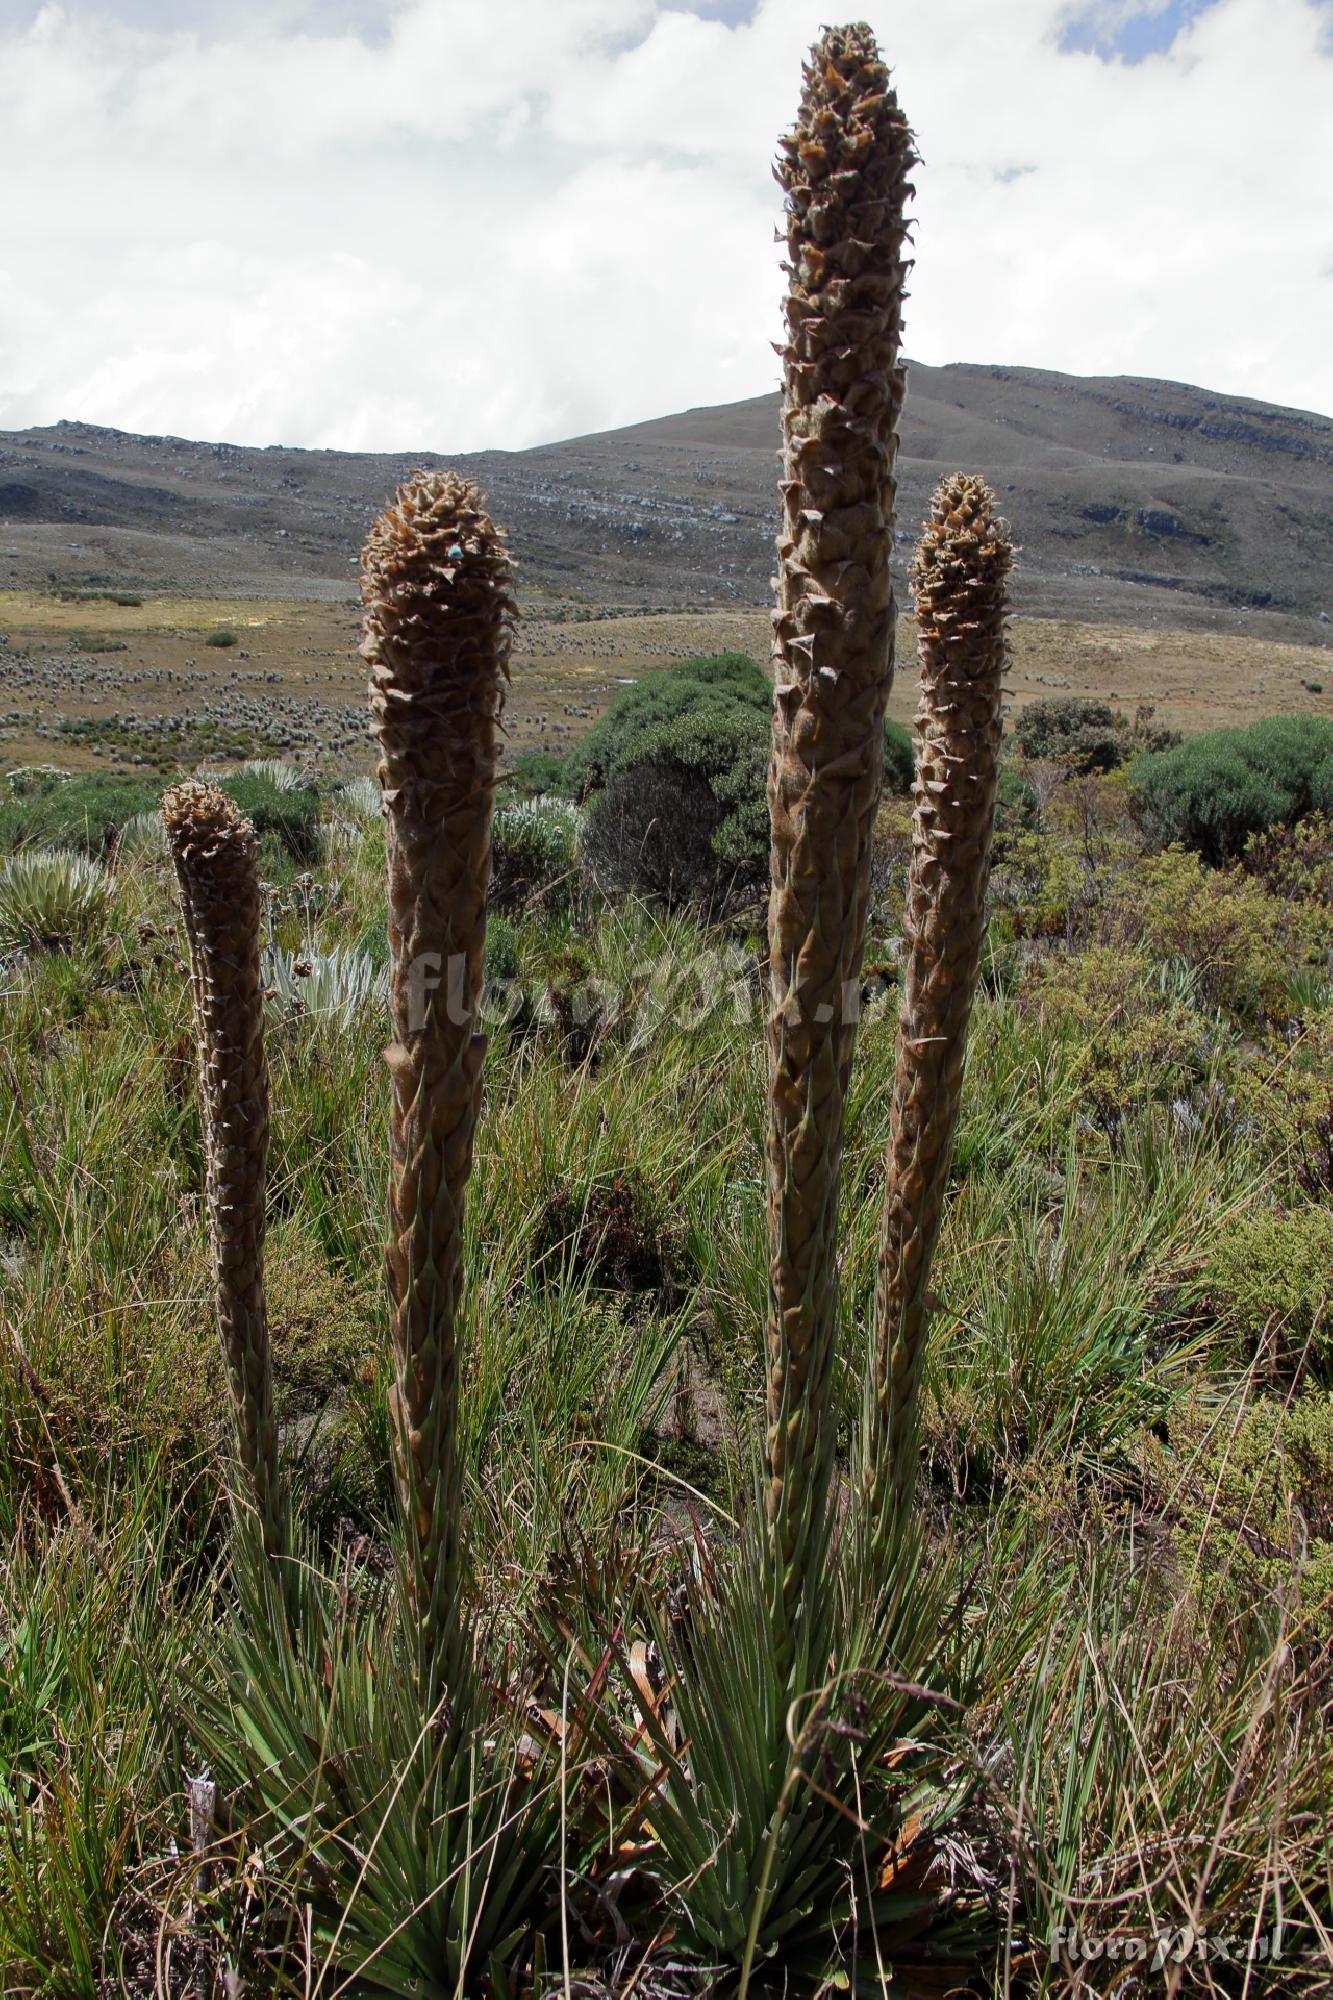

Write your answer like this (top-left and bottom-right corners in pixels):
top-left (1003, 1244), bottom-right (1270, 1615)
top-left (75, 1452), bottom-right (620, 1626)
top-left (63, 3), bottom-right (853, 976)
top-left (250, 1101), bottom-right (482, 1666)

top-left (0, 0), bottom-right (1329, 453)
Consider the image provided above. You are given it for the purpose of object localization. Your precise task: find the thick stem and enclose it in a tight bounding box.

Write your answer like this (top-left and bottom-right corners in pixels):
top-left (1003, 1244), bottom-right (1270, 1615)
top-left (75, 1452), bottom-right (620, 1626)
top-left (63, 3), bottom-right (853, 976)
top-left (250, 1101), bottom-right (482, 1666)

top-left (163, 780), bottom-right (286, 1560)
top-left (870, 473), bottom-right (1012, 1520)
top-left (361, 469), bottom-right (513, 1673)
top-left (765, 23), bottom-right (914, 1645)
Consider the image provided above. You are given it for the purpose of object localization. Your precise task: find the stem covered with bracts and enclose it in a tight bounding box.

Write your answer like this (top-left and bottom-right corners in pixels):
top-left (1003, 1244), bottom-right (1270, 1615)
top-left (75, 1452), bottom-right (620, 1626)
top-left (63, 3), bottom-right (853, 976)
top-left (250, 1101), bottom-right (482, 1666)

top-left (362, 469), bottom-right (513, 1675)
top-left (765, 22), bottom-right (915, 1645)
top-left (163, 780), bottom-right (286, 1560)
top-left (870, 473), bottom-right (1012, 1521)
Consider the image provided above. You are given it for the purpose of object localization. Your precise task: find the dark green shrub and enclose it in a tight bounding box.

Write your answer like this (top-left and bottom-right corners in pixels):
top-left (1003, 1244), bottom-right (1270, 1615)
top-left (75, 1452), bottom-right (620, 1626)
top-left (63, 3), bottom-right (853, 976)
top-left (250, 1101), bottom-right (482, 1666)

top-left (70, 633), bottom-right (129, 654)
top-left (1131, 714), bottom-right (1333, 863)
top-left (571, 654), bottom-right (913, 910)
top-left (882, 715), bottom-right (914, 794)
top-left (582, 702), bottom-right (769, 911)
top-left (509, 749), bottom-right (576, 799)
top-left (206, 628), bottom-right (239, 648)
top-left (991, 764), bottom-right (1040, 860)
top-left (1016, 696), bottom-right (1128, 772)
top-left (485, 915), bottom-right (521, 986)
top-left (567, 653), bottom-right (769, 800)
top-left (0, 770), bottom-right (161, 856)
top-left (218, 770), bottom-right (321, 864)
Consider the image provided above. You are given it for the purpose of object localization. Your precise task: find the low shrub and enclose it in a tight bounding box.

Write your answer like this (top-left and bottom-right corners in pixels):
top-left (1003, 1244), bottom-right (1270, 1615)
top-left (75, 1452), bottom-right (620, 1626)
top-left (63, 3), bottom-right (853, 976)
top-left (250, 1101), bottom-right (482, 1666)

top-left (581, 702), bottom-right (769, 911)
top-left (1244, 811), bottom-right (1333, 906)
top-left (0, 770), bottom-right (161, 856)
top-left (509, 748), bottom-right (576, 798)
top-left (566, 652), bottom-right (770, 799)
top-left (217, 767), bottom-right (321, 864)
top-left (1131, 713), bottom-right (1333, 862)
top-left (1015, 696), bottom-right (1128, 772)
top-left (490, 795), bottom-right (581, 911)
top-left (1124, 845), bottom-right (1327, 1024)
top-left (574, 654), bottom-right (914, 910)
top-left (205, 628), bottom-right (239, 648)
top-left (1209, 1204), bottom-right (1333, 1378)
top-left (991, 764), bottom-right (1040, 859)
top-left (882, 715), bottom-right (914, 793)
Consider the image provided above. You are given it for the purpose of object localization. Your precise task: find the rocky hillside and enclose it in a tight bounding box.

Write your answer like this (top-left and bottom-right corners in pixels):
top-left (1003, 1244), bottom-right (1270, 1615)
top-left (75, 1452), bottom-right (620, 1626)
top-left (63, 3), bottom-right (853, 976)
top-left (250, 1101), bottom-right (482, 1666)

top-left (2, 361), bottom-right (1330, 641)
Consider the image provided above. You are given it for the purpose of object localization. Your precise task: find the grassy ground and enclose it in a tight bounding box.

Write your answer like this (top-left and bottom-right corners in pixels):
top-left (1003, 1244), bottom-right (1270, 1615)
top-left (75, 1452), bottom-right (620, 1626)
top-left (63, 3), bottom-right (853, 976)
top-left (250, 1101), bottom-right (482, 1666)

top-left (2, 589), bottom-right (1331, 779)
top-left (0, 754), bottom-right (1331, 1993)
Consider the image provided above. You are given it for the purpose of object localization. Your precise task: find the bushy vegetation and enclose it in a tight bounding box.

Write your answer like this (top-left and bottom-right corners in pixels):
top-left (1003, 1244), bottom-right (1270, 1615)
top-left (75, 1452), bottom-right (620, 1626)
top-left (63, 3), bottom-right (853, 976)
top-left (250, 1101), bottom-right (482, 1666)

top-left (526, 654), bottom-right (916, 910)
top-left (0, 767), bottom-right (161, 856)
top-left (213, 760), bottom-right (322, 864)
top-left (1131, 711), bottom-right (1333, 861)
top-left (1015, 694), bottom-right (1129, 771)
top-left (1, 722), bottom-right (1331, 1992)
top-left (490, 792), bottom-right (582, 910)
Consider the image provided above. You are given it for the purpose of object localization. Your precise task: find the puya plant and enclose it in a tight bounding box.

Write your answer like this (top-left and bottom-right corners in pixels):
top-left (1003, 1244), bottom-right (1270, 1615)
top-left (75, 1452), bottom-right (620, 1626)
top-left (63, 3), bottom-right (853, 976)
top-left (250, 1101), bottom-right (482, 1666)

top-left (607, 37), bottom-right (1019, 1988)
top-left (179, 478), bottom-right (565, 1999)
top-left (163, 779), bottom-right (288, 1563)
top-left (168, 24), bottom-right (1012, 1997)
top-left (870, 473), bottom-right (1013, 1524)
top-left (611, 26), bottom-right (1002, 1992)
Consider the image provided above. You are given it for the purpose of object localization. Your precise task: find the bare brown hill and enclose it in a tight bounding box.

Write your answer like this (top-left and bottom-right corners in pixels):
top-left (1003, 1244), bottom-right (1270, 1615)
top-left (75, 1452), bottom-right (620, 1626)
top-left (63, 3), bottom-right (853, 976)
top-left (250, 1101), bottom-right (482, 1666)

top-left (1, 362), bottom-right (1330, 647)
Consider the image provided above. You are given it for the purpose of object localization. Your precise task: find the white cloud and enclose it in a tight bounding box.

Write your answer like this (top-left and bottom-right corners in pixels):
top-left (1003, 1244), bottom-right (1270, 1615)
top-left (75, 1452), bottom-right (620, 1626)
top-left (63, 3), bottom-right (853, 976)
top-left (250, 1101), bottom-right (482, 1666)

top-left (0, 0), bottom-right (1329, 450)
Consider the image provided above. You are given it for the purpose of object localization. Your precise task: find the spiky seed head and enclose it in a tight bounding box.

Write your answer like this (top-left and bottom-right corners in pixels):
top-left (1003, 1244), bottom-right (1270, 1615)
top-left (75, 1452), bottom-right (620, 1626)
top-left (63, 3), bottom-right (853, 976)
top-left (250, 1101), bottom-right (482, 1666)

top-left (362, 470), bottom-right (514, 793)
top-left (162, 780), bottom-right (260, 890)
top-left (161, 776), bottom-right (283, 1559)
top-left (912, 474), bottom-right (1013, 645)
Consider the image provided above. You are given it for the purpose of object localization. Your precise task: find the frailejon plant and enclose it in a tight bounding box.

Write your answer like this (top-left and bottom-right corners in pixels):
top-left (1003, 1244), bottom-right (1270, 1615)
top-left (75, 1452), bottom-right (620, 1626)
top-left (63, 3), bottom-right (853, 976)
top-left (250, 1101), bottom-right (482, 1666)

top-left (870, 474), bottom-right (1012, 1522)
top-left (161, 781), bottom-right (287, 1560)
top-left (361, 469), bottom-right (513, 1688)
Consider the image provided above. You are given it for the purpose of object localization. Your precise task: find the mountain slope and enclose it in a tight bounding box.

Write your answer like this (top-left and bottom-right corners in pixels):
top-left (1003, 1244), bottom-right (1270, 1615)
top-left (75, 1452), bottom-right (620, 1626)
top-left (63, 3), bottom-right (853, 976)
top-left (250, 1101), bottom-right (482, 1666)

top-left (1, 361), bottom-right (1330, 640)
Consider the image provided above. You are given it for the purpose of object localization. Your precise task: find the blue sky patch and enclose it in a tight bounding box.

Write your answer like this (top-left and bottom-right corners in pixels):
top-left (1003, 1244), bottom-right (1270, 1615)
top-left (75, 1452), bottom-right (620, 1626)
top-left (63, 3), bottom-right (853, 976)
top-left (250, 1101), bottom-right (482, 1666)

top-left (1060, 0), bottom-right (1221, 62)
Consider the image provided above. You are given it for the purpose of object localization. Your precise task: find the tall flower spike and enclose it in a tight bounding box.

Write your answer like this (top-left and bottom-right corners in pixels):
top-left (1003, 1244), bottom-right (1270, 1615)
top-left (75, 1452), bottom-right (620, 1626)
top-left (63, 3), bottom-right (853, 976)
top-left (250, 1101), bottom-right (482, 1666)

top-left (162, 780), bottom-right (286, 1560)
top-left (870, 473), bottom-right (1012, 1521)
top-left (766, 23), bottom-right (915, 1641)
top-left (362, 469), bottom-right (513, 1673)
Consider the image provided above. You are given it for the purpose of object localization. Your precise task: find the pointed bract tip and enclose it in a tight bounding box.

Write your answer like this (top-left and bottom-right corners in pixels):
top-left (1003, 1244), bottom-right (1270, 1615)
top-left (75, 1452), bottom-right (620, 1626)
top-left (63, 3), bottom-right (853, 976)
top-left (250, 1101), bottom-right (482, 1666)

top-left (912, 473), bottom-right (1014, 603)
top-left (360, 469), bottom-right (514, 612)
top-left (161, 780), bottom-right (258, 875)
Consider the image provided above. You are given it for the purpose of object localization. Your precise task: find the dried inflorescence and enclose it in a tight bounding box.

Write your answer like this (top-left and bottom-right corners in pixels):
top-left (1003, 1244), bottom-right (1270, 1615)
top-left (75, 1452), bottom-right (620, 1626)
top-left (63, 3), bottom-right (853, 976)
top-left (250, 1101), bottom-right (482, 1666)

top-left (765, 23), bottom-right (916, 1625)
top-left (162, 779), bottom-right (285, 1558)
top-left (362, 469), bottom-right (514, 1668)
top-left (870, 473), bottom-right (1013, 1519)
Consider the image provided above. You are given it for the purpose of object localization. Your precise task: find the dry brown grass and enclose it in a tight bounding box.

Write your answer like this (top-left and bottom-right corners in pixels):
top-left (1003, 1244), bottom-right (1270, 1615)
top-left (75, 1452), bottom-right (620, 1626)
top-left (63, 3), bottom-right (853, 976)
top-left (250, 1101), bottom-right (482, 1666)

top-left (1, 589), bottom-right (1329, 774)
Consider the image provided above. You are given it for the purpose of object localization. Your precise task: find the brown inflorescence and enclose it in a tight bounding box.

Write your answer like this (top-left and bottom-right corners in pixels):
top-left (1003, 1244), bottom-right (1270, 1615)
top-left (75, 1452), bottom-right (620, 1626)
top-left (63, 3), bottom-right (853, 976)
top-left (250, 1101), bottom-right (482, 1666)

top-left (362, 469), bottom-right (514, 1667)
top-left (162, 779), bottom-right (286, 1559)
top-left (871, 473), bottom-right (1013, 1520)
top-left (765, 23), bottom-right (915, 1629)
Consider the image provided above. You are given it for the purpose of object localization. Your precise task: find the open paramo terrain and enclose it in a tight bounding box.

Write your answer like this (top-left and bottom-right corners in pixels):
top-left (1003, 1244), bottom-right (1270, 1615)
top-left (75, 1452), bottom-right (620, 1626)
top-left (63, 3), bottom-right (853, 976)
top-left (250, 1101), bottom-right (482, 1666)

top-left (1, 649), bottom-right (1331, 1996)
